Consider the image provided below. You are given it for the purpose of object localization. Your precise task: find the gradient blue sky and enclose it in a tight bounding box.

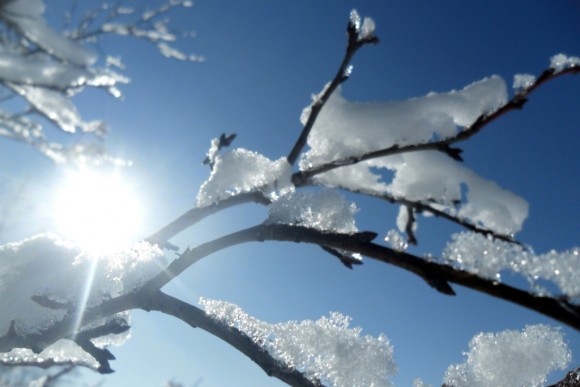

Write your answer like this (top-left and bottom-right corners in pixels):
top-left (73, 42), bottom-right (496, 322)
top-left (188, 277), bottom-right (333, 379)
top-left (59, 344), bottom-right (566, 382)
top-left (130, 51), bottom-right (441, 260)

top-left (1, 1), bottom-right (579, 386)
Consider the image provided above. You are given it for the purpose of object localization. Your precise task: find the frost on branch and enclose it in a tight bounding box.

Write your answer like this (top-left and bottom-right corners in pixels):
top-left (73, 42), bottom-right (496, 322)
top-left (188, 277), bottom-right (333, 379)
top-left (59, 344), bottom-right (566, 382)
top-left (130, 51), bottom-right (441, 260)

top-left (196, 148), bottom-right (293, 207)
top-left (443, 325), bottom-right (571, 387)
top-left (267, 189), bottom-right (358, 234)
top-left (200, 298), bottom-right (396, 387)
top-left (550, 53), bottom-right (580, 73)
top-left (513, 73), bottom-right (536, 92)
top-left (299, 78), bottom-right (529, 235)
top-left (0, 0), bottom-right (199, 164)
top-left (443, 232), bottom-right (580, 299)
top-left (0, 234), bottom-right (164, 368)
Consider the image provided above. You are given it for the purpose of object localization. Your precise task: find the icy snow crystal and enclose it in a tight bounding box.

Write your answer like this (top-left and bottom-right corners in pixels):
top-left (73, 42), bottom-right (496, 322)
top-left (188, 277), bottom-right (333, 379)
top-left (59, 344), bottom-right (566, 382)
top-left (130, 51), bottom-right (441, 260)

top-left (267, 189), bottom-right (358, 233)
top-left (443, 325), bottom-right (571, 387)
top-left (200, 298), bottom-right (396, 387)
top-left (550, 53), bottom-right (580, 73)
top-left (512, 73), bottom-right (536, 91)
top-left (299, 78), bottom-right (529, 235)
top-left (443, 232), bottom-right (580, 298)
top-left (0, 234), bottom-right (164, 365)
top-left (196, 148), bottom-right (293, 206)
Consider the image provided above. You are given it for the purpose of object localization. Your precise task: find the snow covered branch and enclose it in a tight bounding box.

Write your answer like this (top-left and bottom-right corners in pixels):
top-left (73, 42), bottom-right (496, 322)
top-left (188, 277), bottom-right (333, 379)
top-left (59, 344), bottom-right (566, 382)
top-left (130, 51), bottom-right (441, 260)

top-left (0, 0), bottom-right (201, 164)
top-left (146, 292), bottom-right (322, 387)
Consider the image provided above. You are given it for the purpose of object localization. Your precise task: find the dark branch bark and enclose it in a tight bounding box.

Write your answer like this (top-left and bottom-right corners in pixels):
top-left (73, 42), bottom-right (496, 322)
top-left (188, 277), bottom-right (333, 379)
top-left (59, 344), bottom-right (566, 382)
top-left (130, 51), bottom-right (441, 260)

top-left (146, 191), bottom-right (270, 247)
top-left (144, 224), bottom-right (579, 330)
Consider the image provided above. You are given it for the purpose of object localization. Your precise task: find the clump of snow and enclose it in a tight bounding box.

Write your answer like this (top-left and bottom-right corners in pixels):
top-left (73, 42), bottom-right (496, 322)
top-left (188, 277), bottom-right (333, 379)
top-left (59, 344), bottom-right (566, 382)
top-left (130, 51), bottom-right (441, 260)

top-left (443, 232), bottom-right (580, 298)
top-left (200, 298), bottom-right (396, 387)
top-left (0, 234), bottom-right (163, 350)
top-left (513, 73), bottom-right (536, 91)
top-left (267, 189), bottom-right (358, 234)
top-left (196, 148), bottom-right (293, 207)
top-left (0, 0), bottom-right (96, 66)
top-left (384, 229), bottom-right (408, 252)
top-left (298, 79), bottom-right (525, 235)
top-left (301, 77), bottom-right (507, 167)
top-left (550, 53), bottom-right (580, 73)
top-left (0, 339), bottom-right (99, 370)
top-left (443, 325), bottom-right (571, 387)
top-left (349, 9), bottom-right (375, 40)
top-left (413, 379), bottom-right (432, 387)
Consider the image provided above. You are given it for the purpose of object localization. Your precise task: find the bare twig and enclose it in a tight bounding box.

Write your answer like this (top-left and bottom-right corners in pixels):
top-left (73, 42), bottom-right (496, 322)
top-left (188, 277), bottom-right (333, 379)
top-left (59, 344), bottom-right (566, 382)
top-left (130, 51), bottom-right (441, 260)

top-left (286, 17), bottom-right (378, 165)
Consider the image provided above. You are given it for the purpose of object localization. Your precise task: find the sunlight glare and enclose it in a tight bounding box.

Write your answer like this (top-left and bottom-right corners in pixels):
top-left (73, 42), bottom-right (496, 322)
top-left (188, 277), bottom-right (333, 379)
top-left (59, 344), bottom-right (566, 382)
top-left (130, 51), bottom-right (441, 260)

top-left (53, 169), bottom-right (143, 253)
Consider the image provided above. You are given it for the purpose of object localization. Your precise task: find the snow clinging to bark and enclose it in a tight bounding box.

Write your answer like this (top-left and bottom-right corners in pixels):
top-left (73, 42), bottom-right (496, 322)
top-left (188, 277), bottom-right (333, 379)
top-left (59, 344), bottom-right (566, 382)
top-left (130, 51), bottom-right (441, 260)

top-left (200, 298), bottom-right (397, 387)
top-left (267, 189), bottom-right (358, 233)
top-left (299, 77), bottom-right (529, 235)
top-left (196, 148), bottom-right (293, 207)
top-left (443, 232), bottom-right (580, 298)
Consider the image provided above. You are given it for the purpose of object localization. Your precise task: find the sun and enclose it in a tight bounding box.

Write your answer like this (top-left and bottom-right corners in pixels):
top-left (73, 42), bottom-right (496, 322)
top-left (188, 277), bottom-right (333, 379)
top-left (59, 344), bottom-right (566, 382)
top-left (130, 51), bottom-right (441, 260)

top-left (52, 168), bottom-right (143, 253)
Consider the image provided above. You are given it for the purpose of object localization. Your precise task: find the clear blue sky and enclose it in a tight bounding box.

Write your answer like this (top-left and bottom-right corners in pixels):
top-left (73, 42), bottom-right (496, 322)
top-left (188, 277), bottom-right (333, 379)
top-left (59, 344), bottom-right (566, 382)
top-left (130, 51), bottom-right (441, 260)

top-left (0, 1), bottom-right (578, 386)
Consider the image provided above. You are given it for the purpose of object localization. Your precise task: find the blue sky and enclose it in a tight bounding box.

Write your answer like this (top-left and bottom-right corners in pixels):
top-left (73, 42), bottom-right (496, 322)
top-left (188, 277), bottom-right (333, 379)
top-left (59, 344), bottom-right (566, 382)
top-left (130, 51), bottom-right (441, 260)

top-left (1, 1), bottom-right (579, 386)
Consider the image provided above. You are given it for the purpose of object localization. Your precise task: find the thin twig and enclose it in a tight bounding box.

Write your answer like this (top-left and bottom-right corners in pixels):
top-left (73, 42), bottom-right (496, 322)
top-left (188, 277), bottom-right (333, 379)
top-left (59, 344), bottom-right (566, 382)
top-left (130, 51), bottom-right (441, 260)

top-left (286, 19), bottom-right (378, 165)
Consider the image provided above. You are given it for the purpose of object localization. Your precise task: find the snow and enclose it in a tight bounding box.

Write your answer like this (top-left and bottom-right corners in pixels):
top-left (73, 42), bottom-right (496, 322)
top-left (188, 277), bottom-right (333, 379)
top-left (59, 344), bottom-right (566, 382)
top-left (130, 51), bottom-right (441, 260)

top-left (196, 148), bottom-right (293, 207)
top-left (443, 324), bottom-right (571, 387)
top-left (299, 79), bottom-right (528, 235)
top-left (0, 234), bottom-right (164, 367)
top-left (200, 298), bottom-right (397, 387)
top-left (0, 0), bottom-right (96, 66)
top-left (384, 229), bottom-right (408, 251)
top-left (0, 340), bottom-right (99, 370)
top-left (513, 73), bottom-right (536, 91)
top-left (443, 232), bottom-right (580, 298)
top-left (267, 189), bottom-right (358, 233)
top-left (349, 9), bottom-right (375, 39)
top-left (550, 53), bottom-right (580, 73)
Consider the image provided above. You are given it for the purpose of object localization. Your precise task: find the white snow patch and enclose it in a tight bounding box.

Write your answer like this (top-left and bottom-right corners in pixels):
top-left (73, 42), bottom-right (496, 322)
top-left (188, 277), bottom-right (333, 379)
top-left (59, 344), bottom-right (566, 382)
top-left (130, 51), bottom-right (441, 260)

top-left (444, 325), bottom-right (571, 387)
top-left (443, 232), bottom-right (580, 298)
top-left (196, 148), bottom-right (293, 207)
top-left (513, 73), bottom-right (536, 91)
top-left (298, 79), bottom-right (529, 235)
top-left (550, 53), bottom-right (580, 73)
top-left (200, 298), bottom-right (397, 387)
top-left (267, 189), bottom-right (358, 234)
top-left (0, 234), bottom-right (164, 363)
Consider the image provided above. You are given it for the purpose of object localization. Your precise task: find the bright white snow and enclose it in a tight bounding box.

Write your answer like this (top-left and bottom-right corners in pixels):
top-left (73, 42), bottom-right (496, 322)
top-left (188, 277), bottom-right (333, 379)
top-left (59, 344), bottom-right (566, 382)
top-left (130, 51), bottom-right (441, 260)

top-left (550, 53), bottom-right (580, 73)
top-left (0, 234), bottom-right (164, 367)
top-left (200, 298), bottom-right (397, 387)
top-left (196, 148), bottom-right (293, 207)
top-left (267, 189), bottom-right (358, 233)
top-left (443, 325), bottom-right (571, 387)
top-left (443, 232), bottom-right (580, 299)
top-left (299, 78), bottom-right (529, 235)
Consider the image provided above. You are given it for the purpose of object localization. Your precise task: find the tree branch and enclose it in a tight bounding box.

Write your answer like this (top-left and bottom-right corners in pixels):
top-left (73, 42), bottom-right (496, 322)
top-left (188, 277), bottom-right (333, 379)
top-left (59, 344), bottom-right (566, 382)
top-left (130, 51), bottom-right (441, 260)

top-left (291, 66), bottom-right (580, 184)
top-left (146, 292), bottom-right (322, 387)
top-left (146, 190), bottom-right (271, 247)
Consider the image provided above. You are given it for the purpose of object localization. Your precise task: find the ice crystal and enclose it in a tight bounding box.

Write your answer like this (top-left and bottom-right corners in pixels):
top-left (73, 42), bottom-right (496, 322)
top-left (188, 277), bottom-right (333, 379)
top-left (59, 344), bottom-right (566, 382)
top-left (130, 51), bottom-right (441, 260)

top-left (200, 298), bottom-right (396, 387)
top-left (444, 325), bottom-right (571, 387)
top-left (267, 189), bottom-right (358, 234)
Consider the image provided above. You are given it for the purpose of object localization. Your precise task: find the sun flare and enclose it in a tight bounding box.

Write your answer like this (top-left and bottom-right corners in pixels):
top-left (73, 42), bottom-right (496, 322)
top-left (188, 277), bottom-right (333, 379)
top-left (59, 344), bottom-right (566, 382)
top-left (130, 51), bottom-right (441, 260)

top-left (53, 169), bottom-right (143, 253)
